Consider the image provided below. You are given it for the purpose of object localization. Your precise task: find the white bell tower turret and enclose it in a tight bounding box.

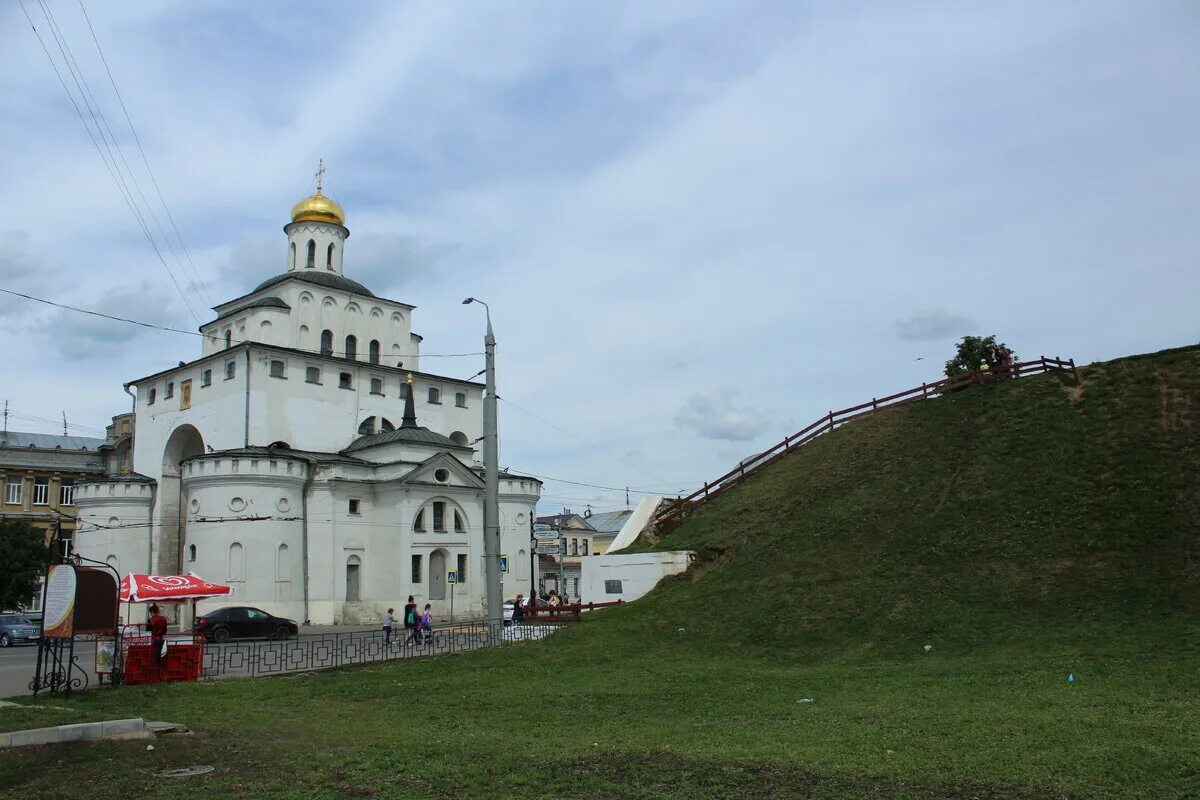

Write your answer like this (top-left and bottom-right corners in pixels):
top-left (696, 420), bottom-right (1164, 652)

top-left (285, 160), bottom-right (349, 275)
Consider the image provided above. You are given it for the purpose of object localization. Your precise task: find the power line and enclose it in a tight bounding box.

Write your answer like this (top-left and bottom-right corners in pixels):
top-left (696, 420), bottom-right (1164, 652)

top-left (75, 0), bottom-right (214, 308)
top-left (507, 468), bottom-right (681, 496)
top-left (17, 0), bottom-right (203, 325)
top-left (0, 287), bottom-right (482, 360)
top-left (498, 396), bottom-right (682, 490)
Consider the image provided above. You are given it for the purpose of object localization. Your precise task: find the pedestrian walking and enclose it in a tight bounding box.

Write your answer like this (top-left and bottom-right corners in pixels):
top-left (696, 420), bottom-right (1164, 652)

top-left (383, 607), bottom-right (397, 646)
top-left (512, 594), bottom-right (526, 626)
top-left (419, 603), bottom-right (433, 645)
top-left (403, 596), bottom-right (419, 645)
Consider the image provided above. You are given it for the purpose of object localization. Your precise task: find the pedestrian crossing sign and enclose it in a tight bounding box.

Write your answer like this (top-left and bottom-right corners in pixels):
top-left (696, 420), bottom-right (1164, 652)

top-left (500, 555), bottom-right (509, 573)
top-left (447, 571), bottom-right (457, 584)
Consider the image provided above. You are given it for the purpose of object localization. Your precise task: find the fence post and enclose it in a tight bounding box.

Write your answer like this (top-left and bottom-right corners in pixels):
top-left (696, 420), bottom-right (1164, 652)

top-left (1070, 357), bottom-right (1078, 380)
top-left (872, 397), bottom-right (877, 410)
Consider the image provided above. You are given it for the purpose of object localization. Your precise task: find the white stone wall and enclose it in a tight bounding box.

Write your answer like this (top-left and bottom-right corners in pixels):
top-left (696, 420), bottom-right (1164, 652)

top-left (579, 551), bottom-right (694, 605)
top-left (73, 481), bottom-right (155, 578)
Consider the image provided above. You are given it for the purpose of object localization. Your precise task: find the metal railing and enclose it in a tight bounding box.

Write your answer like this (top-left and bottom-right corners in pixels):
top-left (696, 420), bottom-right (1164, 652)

top-left (199, 619), bottom-right (562, 679)
top-left (655, 356), bottom-right (1078, 532)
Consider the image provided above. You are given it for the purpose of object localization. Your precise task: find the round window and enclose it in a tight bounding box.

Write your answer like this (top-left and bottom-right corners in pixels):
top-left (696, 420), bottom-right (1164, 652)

top-left (229, 497), bottom-right (246, 512)
top-left (434, 468), bottom-right (450, 483)
top-left (189, 498), bottom-right (200, 514)
top-left (277, 497), bottom-right (291, 513)
top-left (516, 512), bottom-right (526, 525)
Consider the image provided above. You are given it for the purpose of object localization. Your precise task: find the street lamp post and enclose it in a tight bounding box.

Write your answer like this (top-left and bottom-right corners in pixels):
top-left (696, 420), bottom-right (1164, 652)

top-left (463, 297), bottom-right (503, 629)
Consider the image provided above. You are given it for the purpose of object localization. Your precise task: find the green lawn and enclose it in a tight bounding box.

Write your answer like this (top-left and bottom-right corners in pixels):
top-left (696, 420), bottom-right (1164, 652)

top-left (2, 622), bottom-right (1197, 799)
top-left (3, 345), bottom-right (1198, 799)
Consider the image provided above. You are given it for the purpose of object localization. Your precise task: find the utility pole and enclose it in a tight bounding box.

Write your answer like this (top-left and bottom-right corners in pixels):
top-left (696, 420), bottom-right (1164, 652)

top-left (464, 298), bottom-right (503, 629)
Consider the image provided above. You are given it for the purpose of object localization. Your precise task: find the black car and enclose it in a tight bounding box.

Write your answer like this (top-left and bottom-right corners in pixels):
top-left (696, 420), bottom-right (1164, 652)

top-left (194, 607), bottom-right (299, 642)
top-left (0, 614), bottom-right (41, 647)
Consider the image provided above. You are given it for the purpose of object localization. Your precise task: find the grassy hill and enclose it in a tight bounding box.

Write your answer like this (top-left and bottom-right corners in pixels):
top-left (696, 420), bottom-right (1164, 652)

top-left (2, 346), bottom-right (1197, 800)
top-left (628, 344), bottom-right (1200, 656)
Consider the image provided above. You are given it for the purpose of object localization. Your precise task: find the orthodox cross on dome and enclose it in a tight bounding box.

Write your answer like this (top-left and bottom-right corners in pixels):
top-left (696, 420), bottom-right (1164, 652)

top-left (314, 159), bottom-right (326, 194)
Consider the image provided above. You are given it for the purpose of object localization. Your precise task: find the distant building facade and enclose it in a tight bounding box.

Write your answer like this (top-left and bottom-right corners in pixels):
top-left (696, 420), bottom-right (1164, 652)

top-left (0, 414), bottom-right (133, 611)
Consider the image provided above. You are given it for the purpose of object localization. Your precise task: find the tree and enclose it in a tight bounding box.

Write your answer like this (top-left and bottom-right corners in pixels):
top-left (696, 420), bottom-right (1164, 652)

top-left (944, 335), bottom-right (1015, 379)
top-left (0, 520), bottom-right (49, 612)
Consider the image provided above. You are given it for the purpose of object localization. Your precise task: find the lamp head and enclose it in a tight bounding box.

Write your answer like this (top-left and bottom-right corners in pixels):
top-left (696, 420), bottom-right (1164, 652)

top-left (462, 297), bottom-right (475, 305)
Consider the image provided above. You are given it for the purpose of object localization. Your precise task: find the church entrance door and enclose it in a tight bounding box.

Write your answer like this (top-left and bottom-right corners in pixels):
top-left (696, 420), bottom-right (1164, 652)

top-left (429, 550), bottom-right (447, 600)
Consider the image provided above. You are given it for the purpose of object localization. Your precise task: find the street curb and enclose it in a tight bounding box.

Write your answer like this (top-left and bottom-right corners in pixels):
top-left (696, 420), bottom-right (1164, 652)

top-left (0, 718), bottom-right (148, 748)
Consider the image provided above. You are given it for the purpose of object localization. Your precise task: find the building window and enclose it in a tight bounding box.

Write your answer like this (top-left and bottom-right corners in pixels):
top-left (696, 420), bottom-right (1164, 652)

top-left (224, 330), bottom-right (232, 349)
top-left (413, 509), bottom-right (425, 532)
top-left (433, 502), bottom-right (446, 532)
top-left (306, 239), bottom-right (315, 268)
top-left (345, 335), bottom-right (357, 360)
top-left (201, 369), bottom-right (212, 387)
top-left (411, 554), bottom-right (422, 583)
top-left (164, 381), bottom-right (174, 399)
top-left (270, 359), bottom-right (286, 378)
top-left (455, 392), bottom-right (467, 408)
top-left (188, 544), bottom-right (196, 562)
top-left (59, 480), bottom-right (75, 506)
top-left (605, 579), bottom-right (623, 595)
top-left (339, 372), bottom-right (352, 389)
top-left (33, 478), bottom-right (49, 506)
top-left (147, 388), bottom-right (156, 405)
top-left (4, 477), bottom-right (20, 505)
top-left (581, 539), bottom-right (589, 556)
top-left (225, 361), bottom-right (236, 380)
top-left (348, 498), bottom-right (361, 515)
top-left (320, 329), bottom-right (333, 356)
top-left (428, 387), bottom-right (441, 404)
top-left (370, 378), bottom-right (383, 395)
top-left (369, 340), bottom-right (380, 364)
top-left (305, 366), bottom-right (321, 384)
top-left (326, 242), bottom-right (334, 269)
top-left (358, 417), bottom-right (376, 436)
top-left (457, 553), bottom-right (467, 583)
top-left (571, 538), bottom-right (578, 556)
top-left (454, 511), bottom-right (464, 532)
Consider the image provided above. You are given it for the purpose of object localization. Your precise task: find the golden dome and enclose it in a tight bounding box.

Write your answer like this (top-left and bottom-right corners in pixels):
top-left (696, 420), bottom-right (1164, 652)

top-left (290, 191), bottom-right (346, 226)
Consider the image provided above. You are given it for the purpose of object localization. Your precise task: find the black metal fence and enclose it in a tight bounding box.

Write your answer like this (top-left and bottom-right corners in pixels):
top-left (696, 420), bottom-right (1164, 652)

top-left (200, 620), bottom-right (565, 679)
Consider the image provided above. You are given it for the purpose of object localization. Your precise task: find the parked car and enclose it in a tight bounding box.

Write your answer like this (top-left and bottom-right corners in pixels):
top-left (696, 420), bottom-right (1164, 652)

top-left (193, 607), bottom-right (299, 642)
top-left (0, 614), bottom-right (41, 647)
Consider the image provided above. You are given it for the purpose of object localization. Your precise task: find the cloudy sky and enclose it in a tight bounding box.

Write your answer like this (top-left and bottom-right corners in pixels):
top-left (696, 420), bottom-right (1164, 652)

top-left (2, 1), bottom-right (1197, 512)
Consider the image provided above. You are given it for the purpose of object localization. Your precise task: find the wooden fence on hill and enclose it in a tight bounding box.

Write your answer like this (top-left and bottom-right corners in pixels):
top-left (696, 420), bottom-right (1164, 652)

top-left (654, 355), bottom-right (1078, 533)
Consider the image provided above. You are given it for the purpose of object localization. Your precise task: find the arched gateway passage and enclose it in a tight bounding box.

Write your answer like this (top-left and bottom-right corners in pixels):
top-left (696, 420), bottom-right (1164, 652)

top-left (158, 424), bottom-right (205, 576)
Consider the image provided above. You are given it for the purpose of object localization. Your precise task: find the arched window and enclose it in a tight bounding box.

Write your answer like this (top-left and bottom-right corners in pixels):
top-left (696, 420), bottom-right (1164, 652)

top-left (306, 239), bottom-right (315, 268)
top-left (454, 511), bottom-right (465, 532)
top-left (518, 548), bottom-right (527, 580)
top-left (289, 241), bottom-right (296, 270)
top-left (358, 417), bottom-right (376, 436)
top-left (345, 335), bottom-right (357, 360)
top-left (369, 340), bottom-right (380, 364)
top-left (380, 418), bottom-right (395, 432)
top-left (449, 431), bottom-right (469, 447)
top-left (326, 243), bottom-right (335, 270)
top-left (224, 330), bottom-right (232, 349)
top-left (188, 545), bottom-right (196, 563)
top-left (276, 543), bottom-right (291, 581)
top-left (320, 329), bottom-right (333, 356)
top-left (106, 554), bottom-right (119, 573)
top-left (413, 509), bottom-right (425, 532)
top-left (228, 542), bottom-right (245, 581)
top-left (428, 387), bottom-right (441, 404)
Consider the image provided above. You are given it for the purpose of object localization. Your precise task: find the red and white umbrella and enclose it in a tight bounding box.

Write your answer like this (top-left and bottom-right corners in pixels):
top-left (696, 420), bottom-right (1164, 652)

top-left (119, 573), bottom-right (233, 603)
